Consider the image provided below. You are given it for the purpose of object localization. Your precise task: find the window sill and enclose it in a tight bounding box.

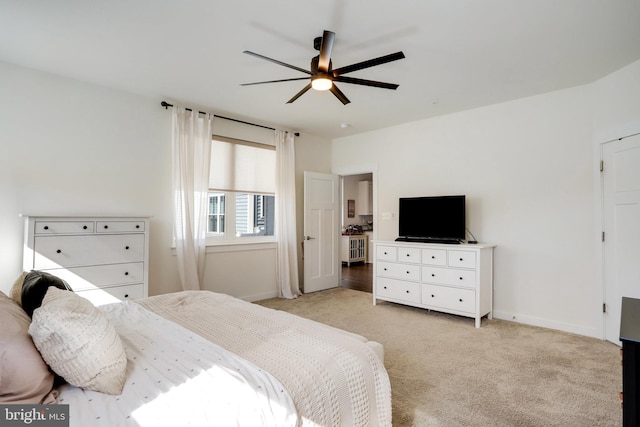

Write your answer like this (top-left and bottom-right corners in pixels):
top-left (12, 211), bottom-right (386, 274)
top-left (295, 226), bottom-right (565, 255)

top-left (205, 241), bottom-right (276, 253)
top-left (171, 241), bottom-right (277, 256)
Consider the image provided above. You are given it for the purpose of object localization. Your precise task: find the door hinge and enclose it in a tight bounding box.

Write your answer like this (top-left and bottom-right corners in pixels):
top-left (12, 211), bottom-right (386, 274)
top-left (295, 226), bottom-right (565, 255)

top-left (603, 303), bottom-right (607, 313)
top-left (602, 231), bottom-right (605, 242)
top-left (600, 160), bottom-right (604, 172)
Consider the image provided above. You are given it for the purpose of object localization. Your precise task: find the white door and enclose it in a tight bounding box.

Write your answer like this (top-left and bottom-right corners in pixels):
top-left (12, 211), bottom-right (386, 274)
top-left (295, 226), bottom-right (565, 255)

top-left (303, 171), bottom-right (340, 293)
top-left (603, 133), bottom-right (640, 343)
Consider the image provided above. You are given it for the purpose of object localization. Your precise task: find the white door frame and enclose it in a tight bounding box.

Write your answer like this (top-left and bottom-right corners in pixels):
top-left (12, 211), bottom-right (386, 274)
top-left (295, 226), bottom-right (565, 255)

top-left (334, 163), bottom-right (379, 248)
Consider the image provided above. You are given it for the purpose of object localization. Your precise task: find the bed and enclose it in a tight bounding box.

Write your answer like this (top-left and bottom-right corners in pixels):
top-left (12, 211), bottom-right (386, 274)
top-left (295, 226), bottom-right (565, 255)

top-left (1, 282), bottom-right (391, 427)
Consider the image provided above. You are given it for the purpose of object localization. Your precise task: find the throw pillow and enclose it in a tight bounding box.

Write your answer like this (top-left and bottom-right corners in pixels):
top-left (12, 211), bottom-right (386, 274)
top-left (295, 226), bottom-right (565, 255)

top-left (21, 270), bottom-right (72, 317)
top-left (0, 291), bottom-right (56, 404)
top-left (9, 271), bottom-right (28, 306)
top-left (29, 287), bottom-right (127, 395)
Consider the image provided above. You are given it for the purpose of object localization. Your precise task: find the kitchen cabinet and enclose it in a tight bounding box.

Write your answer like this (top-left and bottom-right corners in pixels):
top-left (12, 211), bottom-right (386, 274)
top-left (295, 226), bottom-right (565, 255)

top-left (342, 235), bottom-right (367, 266)
top-left (357, 180), bottom-right (372, 215)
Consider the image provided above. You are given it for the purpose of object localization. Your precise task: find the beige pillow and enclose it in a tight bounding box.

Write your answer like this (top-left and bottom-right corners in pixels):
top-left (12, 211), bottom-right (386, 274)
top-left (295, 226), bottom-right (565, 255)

top-left (0, 291), bottom-right (56, 404)
top-left (10, 271), bottom-right (28, 306)
top-left (28, 287), bottom-right (127, 395)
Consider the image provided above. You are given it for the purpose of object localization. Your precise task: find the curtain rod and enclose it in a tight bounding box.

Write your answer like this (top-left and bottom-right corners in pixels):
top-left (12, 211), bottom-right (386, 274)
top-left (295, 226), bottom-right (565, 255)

top-left (160, 101), bottom-right (299, 137)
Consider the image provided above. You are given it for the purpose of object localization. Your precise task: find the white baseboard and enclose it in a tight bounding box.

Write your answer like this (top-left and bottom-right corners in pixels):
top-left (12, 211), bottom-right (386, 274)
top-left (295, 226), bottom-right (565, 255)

top-left (240, 290), bottom-right (279, 303)
top-left (492, 310), bottom-right (602, 339)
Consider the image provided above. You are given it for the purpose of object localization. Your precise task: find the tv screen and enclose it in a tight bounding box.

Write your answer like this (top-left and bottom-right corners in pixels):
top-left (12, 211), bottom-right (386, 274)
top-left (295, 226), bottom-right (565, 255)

top-left (398, 195), bottom-right (466, 243)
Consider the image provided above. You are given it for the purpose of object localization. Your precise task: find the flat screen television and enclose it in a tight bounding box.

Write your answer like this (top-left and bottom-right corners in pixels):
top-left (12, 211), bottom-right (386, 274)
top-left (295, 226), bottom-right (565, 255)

top-left (397, 195), bottom-right (466, 244)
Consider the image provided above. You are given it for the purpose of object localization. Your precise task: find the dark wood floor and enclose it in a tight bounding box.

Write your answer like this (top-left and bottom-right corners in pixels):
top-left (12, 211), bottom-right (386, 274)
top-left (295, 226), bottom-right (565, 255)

top-left (340, 262), bottom-right (373, 293)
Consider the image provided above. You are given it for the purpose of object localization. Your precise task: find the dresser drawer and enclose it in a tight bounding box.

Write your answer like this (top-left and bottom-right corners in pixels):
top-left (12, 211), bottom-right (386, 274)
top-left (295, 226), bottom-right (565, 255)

top-left (96, 220), bottom-right (146, 233)
top-left (46, 262), bottom-right (145, 290)
top-left (35, 221), bottom-right (95, 234)
top-left (422, 284), bottom-right (475, 313)
top-left (376, 245), bottom-right (397, 261)
top-left (448, 250), bottom-right (477, 269)
top-left (421, 248), bottom-right (447, 266)
top-left (422, 266), bottom-right (477, 288)
top-left (33, 234), bottom-right (145, 269)
top-left (397, 247), bottom-right (421, 264)
top-left (76, 284), bottom-right (145, 306)
top-left (377, 261), bottom-right (420, 281)
top-left (377, 278), bottom-right (421, 304)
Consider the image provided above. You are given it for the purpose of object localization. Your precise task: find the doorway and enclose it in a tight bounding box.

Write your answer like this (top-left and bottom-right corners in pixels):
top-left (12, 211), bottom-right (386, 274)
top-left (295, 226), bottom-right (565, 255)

top-left (340, 172), bottom-right (374, 293)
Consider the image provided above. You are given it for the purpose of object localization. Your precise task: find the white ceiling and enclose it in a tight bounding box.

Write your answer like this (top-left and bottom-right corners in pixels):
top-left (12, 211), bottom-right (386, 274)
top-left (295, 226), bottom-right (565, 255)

top-left (1, 0), bottom-right (640, 139)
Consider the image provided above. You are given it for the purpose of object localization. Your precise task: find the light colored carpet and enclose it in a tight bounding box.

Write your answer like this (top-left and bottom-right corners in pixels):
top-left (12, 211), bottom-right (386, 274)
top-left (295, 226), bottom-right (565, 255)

top-left (256, 288), bottom-right (622, 427)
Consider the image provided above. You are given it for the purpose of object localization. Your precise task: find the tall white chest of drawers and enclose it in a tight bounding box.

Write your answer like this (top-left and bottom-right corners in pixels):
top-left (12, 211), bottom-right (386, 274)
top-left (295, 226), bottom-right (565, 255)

top-left (373, 241), bottom-right (495, 327)
top-left (23, 216), bottom-right (149, 305)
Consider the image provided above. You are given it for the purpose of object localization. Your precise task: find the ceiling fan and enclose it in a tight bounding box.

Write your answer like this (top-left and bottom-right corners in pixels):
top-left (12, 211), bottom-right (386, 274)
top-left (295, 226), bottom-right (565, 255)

top-left (241, 30), bottom-right (405, 105)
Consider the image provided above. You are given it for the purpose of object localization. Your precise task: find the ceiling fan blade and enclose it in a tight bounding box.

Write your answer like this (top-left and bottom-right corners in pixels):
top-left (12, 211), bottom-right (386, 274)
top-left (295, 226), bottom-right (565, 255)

top-left (243, 51), bottom-right (312, 75)
top-left (241, 77), bottom-right (310, 86)
top-left (317, 30), bottom-right (335, 73)
top-left (332, 51), bottom-right (405, 76)
top-left (333, 76), bottom-right (399, 90)
top-left (286, 83), bottom-right (312, 104)
top-left (330, 84), bottom-right (351, 105)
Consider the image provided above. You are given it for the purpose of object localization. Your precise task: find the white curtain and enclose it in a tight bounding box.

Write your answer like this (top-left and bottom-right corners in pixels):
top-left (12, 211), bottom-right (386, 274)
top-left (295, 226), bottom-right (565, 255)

top-left (171, 106), bottom-right (213, 291)
top-left (275, 130), bottom-right (301, 298)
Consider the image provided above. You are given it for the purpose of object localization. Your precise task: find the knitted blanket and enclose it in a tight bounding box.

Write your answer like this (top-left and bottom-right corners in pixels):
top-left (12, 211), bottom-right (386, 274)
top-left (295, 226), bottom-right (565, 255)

top-left (138, 290), bottom-right (392, 427)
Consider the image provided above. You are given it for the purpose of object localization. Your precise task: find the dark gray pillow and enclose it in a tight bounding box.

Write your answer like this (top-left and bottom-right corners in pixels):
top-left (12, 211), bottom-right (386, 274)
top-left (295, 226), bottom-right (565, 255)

top-left (21, 271), bottom-right (72, 317)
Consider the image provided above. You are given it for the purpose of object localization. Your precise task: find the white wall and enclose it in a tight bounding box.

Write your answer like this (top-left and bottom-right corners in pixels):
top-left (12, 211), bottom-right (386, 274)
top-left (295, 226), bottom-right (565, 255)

top-left (0, 61), bottom-right (333, 301)
top-left (332, 59), bottom-right (640, 337)
top-left (332, 84), bottom-right (600, 336)
top-left (0, 61), bottom-right (179, 297)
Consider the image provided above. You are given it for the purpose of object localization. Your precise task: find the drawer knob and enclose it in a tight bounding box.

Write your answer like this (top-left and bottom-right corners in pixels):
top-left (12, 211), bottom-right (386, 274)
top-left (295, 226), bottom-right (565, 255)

top-left (406, 290), bottom-right (410, 293)
top-left (459, 277), bottom-right (463, 280)
top-left (431, 256), bottom-right (435, 259)
top-left (136, 225), bottom-right (140, 229)
top-left (83, 225), bottom-right (88, 229)
top-left (406, 271), bottom-right (410, 274)
top-left (406, 254), bottom-right (410, 257)
top-left (383, 286), bottom-right (387, 289)
top-left (431, 294), bottom-right (435, 298)
top-left (383, 268), bottom-right (387, 271)
top-left (104, 225), bottom-right (109, 229)
top-left (431, 274), bottom-right (435, 277)
top-left (125, 246), bottom-right (130, 250)
top-left (459, 298), bottom-right (463, 302)
top-left (43, 225), bottom-right (49, 230)
top-left (124, 272), bottom-right (129, 276)
top-left (384, 251), bottom-right (388, 255)
top-left (56, 249), bottom-right (62, 254)
top-left (124, 294), bottom-right (129, 298)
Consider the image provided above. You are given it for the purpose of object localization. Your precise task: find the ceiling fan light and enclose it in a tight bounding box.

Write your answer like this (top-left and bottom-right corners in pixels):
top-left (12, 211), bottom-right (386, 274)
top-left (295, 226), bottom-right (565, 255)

top-left (311, 77), bottom-right (333, 91)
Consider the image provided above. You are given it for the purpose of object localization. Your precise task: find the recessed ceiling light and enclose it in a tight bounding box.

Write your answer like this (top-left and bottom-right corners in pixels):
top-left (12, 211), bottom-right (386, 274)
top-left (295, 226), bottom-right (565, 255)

top-left (340, 123), bottom-right (351, 129)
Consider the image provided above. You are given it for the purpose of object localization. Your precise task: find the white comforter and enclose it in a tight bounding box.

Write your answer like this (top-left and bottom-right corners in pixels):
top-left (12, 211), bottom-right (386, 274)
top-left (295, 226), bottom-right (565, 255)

top-left (138, 291), bottom-right (392, 427)
top-left (57, 301), bottom-right (298, 427)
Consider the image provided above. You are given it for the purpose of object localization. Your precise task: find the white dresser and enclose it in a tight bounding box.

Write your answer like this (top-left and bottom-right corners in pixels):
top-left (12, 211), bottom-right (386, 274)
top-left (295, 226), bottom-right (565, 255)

top-left (23, 216), bottom-right (149, 305)
top-left (373, 241), bottom-right (495, 327)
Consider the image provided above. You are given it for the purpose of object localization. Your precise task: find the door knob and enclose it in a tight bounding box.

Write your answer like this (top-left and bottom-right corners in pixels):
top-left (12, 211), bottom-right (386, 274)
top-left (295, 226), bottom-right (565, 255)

top-left (304, 236), bottom-right (315, 240)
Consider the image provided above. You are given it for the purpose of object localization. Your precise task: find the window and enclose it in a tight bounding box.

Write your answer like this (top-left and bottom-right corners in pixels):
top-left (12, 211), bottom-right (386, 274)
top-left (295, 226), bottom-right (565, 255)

top-left (208, 193), bottom-right (225, 235)
top-left (207, 136), bottom-right (276, 243)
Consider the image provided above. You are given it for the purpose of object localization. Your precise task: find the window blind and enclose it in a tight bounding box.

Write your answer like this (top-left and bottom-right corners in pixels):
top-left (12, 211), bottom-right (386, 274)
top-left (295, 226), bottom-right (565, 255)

top-left (209, 137), bottom-right (276, 194)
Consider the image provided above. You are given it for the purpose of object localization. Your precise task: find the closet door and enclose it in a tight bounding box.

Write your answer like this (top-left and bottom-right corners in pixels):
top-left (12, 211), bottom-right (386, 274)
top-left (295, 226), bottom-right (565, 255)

top-left (602, 133), bottom-right (640, 344)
